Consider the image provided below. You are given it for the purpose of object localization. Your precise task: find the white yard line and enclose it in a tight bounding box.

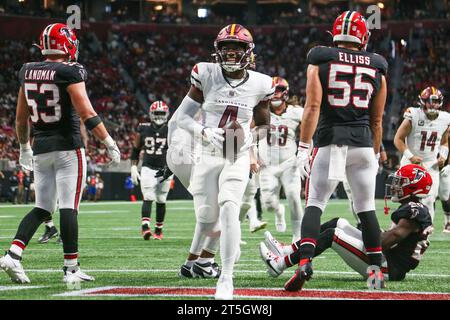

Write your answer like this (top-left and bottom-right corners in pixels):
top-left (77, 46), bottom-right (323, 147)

top-left (0, 285), bottom-right (47, 291)
top-left (22, 268), bottom-right (450, 278)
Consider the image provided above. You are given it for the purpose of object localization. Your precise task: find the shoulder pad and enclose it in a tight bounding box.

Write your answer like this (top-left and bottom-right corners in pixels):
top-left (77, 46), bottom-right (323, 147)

top-left (306, 46), bottom-right (333, 65)
top-left (371, 53), bottom-right (388, 76)
top-left (58, 62), bottom-right (88, 84)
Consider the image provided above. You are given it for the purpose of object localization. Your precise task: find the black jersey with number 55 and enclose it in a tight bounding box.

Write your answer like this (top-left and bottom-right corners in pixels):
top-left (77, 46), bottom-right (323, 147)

top-left (138, 123), bottom-right (168, 169)
top-left (306, 46), bottom-right (388, 148)
top-left (19, 61), bottom-right (87, 155)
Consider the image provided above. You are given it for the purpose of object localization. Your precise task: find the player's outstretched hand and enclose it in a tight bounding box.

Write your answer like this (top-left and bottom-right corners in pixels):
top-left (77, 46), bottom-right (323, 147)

top-left (202, 127), bottom-right (224, 150)
top-left (155, 166), bottom-right (173, 183)
top-left (19, 143), bottom-right (34, 171)
top-left (131, 165), bottom-right (140, 185)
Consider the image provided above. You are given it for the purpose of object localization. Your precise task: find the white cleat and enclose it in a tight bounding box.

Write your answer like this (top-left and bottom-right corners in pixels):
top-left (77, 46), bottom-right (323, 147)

top-left (63, 265), bottom-right (95, 283)
top-left (249, 220), bottom-right (268, 233)
top-left (275, 204), bottom-right (286, 232)
top-left (0, 254), bottom-right (31, 284)
top-left (214, 275), bottom-right (234, 300)
top-left (264, 230), bottom-right (291, 257)
top-left (443, 223), bottom-right (450, 233)
top-left (259, 242), bottom-right (284, 277)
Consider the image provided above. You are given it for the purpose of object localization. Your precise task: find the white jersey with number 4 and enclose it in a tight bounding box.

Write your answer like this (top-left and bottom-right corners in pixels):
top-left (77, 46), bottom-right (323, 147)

top-left (190, 62), bottom-right (275, 151)
top-left (259, 105), bottom-right (303, 166)
top-left (401, 108), bottom-right (450, 168)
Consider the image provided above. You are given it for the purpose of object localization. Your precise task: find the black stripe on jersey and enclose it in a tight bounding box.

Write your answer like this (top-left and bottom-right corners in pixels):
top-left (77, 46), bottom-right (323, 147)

top-left (191, 76), bottom-right (202, 87)
top-left (343, 11), bottom-right (352, 35)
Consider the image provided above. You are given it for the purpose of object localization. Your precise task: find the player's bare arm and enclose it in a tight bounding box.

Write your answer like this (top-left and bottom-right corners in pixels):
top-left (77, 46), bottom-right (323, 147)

top-left (381, 218), bottom-right (419, 251)
top-left (67, 81), bottom-right (120, 164)
top-left (370, 75), bottom-right (387, 155)
top-left (394, 118), bottom-right (423, 164)
top-left (299, 65), bottom-right (321, 145)
top-left (80, 120), bottom-right (89, 150)
top-left (15, 87), bottom-right (30, 144)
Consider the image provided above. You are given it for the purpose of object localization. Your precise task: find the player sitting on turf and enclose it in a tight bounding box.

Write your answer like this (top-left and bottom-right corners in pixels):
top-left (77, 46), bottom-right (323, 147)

top-left (259, 164), bottom-right (433, 291)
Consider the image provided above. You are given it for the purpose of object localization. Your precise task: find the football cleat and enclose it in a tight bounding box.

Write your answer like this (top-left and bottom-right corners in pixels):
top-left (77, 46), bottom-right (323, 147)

top-left (368, 269), bottom-right (386, 289)
top-left (0, 252), bottom-right (31, 284)
top-left (264, 230), bottom-right (290, 257)
top-left (178, 264), bottom-right (194, 278)
top-left (275, 204), bottom-right (286, 232)
top-left (192, 261), bottom-right (221, 279)
top-left (284, 260), bottom-right (313, 292)
top-left (249, 220), bottom-right (267, 233)
top-left (259, 242), bottom-right (284, 277)
top-left (214, 275), bottom-right (234, 300)
top-left (443, 222), bottom-right (450, 233)
top-left (63, 264), bottom-right (95, 283)
top-left (153, 228), bottom-right (163, 240)
top-left (38, 226), bottom-right (59, 244)
top-left (142, 224), bottom-right (152, 240)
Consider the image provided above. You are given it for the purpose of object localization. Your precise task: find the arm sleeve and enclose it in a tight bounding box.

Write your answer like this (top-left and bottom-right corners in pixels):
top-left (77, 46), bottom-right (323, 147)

top-left (306, 46), bottom-right (328, 66)
top-left (403, 108), bottom-right (414, 120)
top-left (177, 95), bottom-right (203, 136)
top-left (18, 64), bottom-right (26, 87)
top-left (59, 63), bottom-right (88, 85)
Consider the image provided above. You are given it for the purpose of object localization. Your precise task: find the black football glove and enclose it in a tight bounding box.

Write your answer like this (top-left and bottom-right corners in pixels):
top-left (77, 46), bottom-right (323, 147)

top-left (155, 166), bottom-right (173, 183)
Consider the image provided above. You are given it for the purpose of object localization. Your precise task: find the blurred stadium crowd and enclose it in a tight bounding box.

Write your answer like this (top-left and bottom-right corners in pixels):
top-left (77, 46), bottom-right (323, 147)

top-left (0, 2), bottom-right (448, 171)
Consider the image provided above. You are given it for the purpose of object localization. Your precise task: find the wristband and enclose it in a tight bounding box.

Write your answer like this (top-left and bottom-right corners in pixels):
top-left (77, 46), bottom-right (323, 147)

top-left (20, 142), bottom-right (31, 151)
top-left (298, 141), bottom-right (310, 150)
top-left (102, 135), bottom-right (115, 148)
top-left (403, 149), bottom-right (414, 160)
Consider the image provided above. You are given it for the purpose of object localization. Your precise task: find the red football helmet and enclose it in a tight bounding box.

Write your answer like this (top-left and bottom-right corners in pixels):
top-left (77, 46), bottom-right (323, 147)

top-left (37, 23), bottom-right (79, 61)
top-left (214, 24), bottom-right (254, 73)
top-left (332, 11), bottom-right (370, 50)
top-left (386, 164), bottom-right (433, 202)
top-left (271, 76), bottom-right (289, 108)
top-left (419, 86), bottom-right (444, 117)
top-left (149, 101), bottom-right (170, 126)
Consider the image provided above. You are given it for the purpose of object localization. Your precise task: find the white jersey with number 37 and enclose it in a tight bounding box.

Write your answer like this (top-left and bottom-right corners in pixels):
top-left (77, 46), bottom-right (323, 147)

top-left (191, 62), bottom-right (274, 139)
top-left (402, 108), bottom-right (450, 167)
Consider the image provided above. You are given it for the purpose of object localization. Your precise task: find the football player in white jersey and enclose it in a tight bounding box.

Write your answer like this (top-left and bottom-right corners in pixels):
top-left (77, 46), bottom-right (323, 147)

top-left (394, 87), bottom-right (450, 221)
top-left (258, 77), bottom-right (304, 241)
top-left (176, 24), bottom-right (274, 300)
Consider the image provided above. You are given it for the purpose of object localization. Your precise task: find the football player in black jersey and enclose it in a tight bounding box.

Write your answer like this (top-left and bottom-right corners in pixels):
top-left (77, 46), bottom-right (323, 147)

top-left (131, 101), bottom-right (172, 240)
top-left (0, 23), bottom-right (120, 284)
top-left (294, 11), bottom-right (388, 290)
top-left (260, 164), bottom-right (433, 286)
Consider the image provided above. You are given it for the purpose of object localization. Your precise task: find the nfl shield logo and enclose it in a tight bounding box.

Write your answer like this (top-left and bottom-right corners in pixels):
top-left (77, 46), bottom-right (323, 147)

top-left (228, 90), bottom-right (235, 97)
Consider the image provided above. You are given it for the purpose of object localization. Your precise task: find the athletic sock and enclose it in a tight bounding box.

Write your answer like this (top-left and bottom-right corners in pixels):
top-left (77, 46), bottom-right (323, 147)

top-left (358, 210), bottom-right (382, 267)
top-left (297, 206), bottom-right (323, 261)
top-left (60, 209), bottom-right (79, 267)
top-left (141, 200), bottom-right (152, 220)
top-left (197, 257), bottom-right (213, 264)
top-left (286, 228), bottom-right (334, 266)
top-left (10, 207), bottom-right (51, 257)
top-left (220, 201), bottom-right (241, 277)
top-left (255, 189), bottom-right (263, 220)
top-left (155, 203), bottom-right (166, 231)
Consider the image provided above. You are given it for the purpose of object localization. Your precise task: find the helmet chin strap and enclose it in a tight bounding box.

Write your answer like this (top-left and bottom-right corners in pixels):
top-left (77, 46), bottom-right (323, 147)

top-left (271, 100), bottom-right (283, 108)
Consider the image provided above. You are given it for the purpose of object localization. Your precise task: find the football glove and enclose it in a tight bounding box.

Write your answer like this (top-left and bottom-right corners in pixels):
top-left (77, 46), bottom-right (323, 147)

top-left (130, 165), bottom-right (140, 185)
top-left (296, 143), bottom-right (310, 180)
top-left (202, 127), bottom-right (224, 150)
top-left (103, 136), bottom-right (121, 166)
top-left (19, 143), bottom-right (33, 171)
top-left (155, 166), bottom-right (173, 183)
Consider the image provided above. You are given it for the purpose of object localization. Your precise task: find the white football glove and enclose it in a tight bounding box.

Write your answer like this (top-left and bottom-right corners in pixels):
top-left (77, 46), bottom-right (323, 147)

top-left (296, 143), bottom-right (311, 180)
top-left (103, 136), bottom-right (121, 166)
top-left (130, 165), bottom-right (140, 185)
top-left (202, 127), bottom-right (224, 150)
top-left (440, 165), bottom-right (450, 177)
top-left (19, 143), bottom-right (33, 171)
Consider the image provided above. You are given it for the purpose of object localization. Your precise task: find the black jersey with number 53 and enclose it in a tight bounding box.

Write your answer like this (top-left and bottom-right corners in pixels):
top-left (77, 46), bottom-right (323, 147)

top-left (306, 46), bottom-right (388, 148)
top-left (19, 61), bottom-right (87, 155)
top-left (138, 123), bottom-right (168, 169)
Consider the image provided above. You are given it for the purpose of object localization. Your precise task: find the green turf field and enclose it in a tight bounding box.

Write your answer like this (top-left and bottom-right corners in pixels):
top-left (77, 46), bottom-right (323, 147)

top-left (0, 199), bottom-right (449, 300)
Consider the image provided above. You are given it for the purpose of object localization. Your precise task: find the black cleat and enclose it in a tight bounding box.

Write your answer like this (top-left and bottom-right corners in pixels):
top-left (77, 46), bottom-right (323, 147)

top-left (38, 226), bottom-right (59, 244)
top-left (284, 261), bottom-right (313, 292)
top-left (142, 224), bottom-right (152, 240)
